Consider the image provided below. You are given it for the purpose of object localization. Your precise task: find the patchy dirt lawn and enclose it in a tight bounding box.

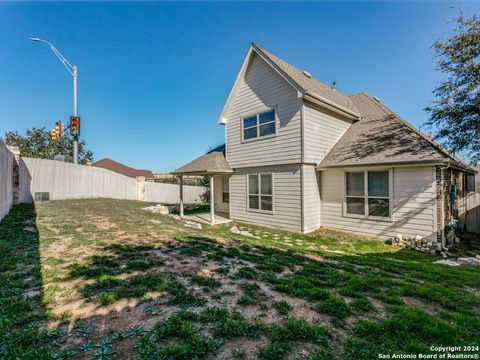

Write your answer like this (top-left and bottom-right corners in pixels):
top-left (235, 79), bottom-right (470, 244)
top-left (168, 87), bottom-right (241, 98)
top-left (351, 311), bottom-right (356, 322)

top-left (0, 199), bottom-right (479, 360)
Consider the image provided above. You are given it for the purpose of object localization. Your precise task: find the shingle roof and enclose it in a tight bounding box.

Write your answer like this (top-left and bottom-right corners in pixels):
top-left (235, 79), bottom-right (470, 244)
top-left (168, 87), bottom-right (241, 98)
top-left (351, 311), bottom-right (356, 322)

top-left (254, 44), bottom-right (360, 115)
top-left (92, 158), bottom-right (155, 179)
top-left (318, 93), bottom-right (473, 171)
top-left (171, 146), bottom-right (233, 175)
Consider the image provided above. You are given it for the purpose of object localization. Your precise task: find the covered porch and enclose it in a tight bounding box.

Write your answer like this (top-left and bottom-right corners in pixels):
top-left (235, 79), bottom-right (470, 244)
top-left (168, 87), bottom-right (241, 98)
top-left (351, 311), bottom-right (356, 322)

top-left (171, 146), bottom-right (233, 225)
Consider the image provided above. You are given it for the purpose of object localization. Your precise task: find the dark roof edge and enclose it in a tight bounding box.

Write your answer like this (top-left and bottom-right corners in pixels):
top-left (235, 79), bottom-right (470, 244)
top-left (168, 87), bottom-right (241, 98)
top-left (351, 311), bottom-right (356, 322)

top-left (317, 159), bottom-right (446, 169)
top-left (171, 169), bottom-right (234, 176)
top-left (317, 158), bottom-right (477, 173)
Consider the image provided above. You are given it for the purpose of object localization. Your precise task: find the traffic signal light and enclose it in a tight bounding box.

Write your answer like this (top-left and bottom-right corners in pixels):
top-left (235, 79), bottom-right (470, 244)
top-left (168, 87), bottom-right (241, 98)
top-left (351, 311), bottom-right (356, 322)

top-left (55, 121), bottom-right (61, 136)
top-left (51, 122), bottom-right (61, 141)
top-left (70, 116), bottom-right (80, 137)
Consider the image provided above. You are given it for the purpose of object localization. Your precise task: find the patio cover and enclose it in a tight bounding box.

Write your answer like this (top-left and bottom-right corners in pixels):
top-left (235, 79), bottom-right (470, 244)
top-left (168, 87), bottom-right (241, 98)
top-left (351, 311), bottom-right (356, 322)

top-left (171, 146), bottom-right (232, 224)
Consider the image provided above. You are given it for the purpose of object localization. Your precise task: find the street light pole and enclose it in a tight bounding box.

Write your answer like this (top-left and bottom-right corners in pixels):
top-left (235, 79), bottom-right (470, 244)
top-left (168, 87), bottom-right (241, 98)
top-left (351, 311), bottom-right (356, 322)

top-left (30, 37), bottom-right (79, 164)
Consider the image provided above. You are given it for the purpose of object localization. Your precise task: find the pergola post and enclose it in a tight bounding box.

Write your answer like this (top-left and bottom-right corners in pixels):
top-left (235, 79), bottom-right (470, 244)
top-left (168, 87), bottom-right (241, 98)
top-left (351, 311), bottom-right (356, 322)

top-left (179, 175), bottom-right (184, 217)
top-left (210, 175), bottom-right (215, 225)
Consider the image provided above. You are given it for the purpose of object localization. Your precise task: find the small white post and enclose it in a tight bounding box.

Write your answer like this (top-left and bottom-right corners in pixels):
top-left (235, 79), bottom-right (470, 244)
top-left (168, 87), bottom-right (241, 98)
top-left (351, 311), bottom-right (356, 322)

top-left (210, 176), bottom-right (215, 225)
top-left (179, 175), bottom-right (184, 217)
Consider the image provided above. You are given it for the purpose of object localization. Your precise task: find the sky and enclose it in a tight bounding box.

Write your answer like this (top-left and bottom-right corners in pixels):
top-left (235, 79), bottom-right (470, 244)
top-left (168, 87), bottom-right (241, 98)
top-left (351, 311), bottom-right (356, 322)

top-left (0, 1), bottom-right (478, 173)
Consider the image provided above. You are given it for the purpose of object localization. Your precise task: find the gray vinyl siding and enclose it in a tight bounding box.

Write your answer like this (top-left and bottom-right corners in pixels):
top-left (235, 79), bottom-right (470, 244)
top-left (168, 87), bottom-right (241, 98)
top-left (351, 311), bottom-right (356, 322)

top-left (230, 165), bottom-right (302, 232)
top-left (303, 102), bottom-right (351, 164)
top-left (225, 53), bottom-right (302, 168)
top-left (320, 166), bottom-right (437, 240)
top-left (302, 165), bottom-right (321, 232)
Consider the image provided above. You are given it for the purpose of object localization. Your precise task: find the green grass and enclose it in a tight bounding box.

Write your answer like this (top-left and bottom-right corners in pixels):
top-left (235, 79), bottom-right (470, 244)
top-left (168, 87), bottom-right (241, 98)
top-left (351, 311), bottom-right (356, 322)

top-left (1, 199), bottom-right (479, 359)
top-left (166, 280), bottom-right (207, 307)
top-left (313, 295), bottom-right (351, 322)
top-left (190, 275), bottom-right (222, 290)
top-left (350, 296), bottom-right (376, 313)
top-left (80, 273), bottom-right (166, 305)
top-left (273, 300), bottom-right (293, 316)
top-left (237, 282), bottom-right (269, 306)
top-left (235, 266), bottom-right (258, 279)
top-left (258, 318), bottom-right (331, 360)
top-left (136, 312), bottom-right (222, 359)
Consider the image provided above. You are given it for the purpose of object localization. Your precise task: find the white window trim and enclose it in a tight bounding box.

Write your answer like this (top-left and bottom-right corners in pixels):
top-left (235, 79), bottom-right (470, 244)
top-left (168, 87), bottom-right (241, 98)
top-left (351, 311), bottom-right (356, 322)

top-left (241, 107), bottom-right (278, 143)
top-left (342, 168), bottom-right (393, 222)
top-left (246, 172), bottom-right (275, 214)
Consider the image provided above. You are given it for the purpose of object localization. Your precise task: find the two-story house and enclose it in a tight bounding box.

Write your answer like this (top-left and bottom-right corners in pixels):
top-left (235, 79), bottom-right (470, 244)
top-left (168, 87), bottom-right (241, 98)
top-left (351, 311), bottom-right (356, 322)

top-left (172, 44), bottom-right (476, 247)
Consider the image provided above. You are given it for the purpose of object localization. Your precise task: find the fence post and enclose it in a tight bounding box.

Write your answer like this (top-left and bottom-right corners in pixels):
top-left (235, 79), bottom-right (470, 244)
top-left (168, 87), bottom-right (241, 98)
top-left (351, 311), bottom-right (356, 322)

top-left (136, 176), bottom-right (146, 201)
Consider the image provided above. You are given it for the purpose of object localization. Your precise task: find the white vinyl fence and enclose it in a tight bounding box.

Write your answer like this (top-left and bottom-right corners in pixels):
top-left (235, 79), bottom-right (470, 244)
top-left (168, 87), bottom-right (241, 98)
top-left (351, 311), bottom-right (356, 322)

top-left (0, 141), bottom-right (13, 221)
top-left (19, 158), bottom-right (138, 202)
top-left (144, 181), bottom-right (206, 204)
top-left (18, 157), bottom-right (206, 204)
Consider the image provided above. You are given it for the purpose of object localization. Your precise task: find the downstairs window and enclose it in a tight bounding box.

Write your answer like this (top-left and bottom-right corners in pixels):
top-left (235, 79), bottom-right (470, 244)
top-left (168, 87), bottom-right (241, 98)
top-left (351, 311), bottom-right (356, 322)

top-left (248, 173), bottom-right (273, 212)
top-left (346, 170), bottom-right (391, 218)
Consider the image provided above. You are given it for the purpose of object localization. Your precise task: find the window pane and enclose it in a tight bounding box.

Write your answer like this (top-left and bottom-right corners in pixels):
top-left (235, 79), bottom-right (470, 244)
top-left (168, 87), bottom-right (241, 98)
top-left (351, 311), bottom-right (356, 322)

top-left (467, 174), bottom-right (475, 192)
top-left (243, 116), bottom-right (257, 128)
top-left (249, 195), bottom-right (259, 209)
top-left (261, 174), bottom-right (272, 195)
top-left (346, 172), bottom-right (364, 196)
top-left (259, 122), bottom-right (275, 136)
top-left (222, 192), bottom-right (229, 203)
top-left (368, 198), bottom-right (389, 217)
top-left (261, 196), bottom-right (272, 211)
top-left (346, 197), bottom-right (365, 215)
top-left (222, 176), bottom-right (229, 193)
top-left (368, 171), bottom-right (389, 197)
top-left (244, 127), bottom-right (257, 140)
top-left (249, 175), bottom-right (259, 194)
top-left (259, 110), bottom-right (275, 124)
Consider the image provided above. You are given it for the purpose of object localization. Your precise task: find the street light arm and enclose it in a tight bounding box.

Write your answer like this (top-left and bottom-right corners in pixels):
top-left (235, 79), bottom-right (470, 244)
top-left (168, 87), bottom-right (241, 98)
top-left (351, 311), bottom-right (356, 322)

top-left (30, 37), bottom-right (75, 75)
top-left (49, 45), bottom-right (75, 75)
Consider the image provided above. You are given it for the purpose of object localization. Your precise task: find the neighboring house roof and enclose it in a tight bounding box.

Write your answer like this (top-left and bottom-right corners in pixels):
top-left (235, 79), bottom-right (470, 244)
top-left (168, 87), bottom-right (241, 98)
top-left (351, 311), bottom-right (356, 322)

top-left (318, 93), bottom-right (475, 172)
top-left (92, 158), bottom-right (155, 179)
top-left (171, 146), bottom-right (233, 176)
top-left (218, 43), bottom-right (361, 124)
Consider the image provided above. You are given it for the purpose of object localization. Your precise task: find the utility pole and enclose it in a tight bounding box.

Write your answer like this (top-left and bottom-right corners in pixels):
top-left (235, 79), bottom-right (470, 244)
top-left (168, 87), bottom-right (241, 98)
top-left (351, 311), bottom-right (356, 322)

top-left (31, 37), bottom-right (80, 164)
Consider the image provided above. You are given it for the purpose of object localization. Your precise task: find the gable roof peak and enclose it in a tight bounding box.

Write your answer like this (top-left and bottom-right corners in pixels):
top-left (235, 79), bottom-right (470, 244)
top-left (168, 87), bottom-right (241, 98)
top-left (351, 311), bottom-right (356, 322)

top-left (217, 43), bottom-right (361, 123)
top-left (251, 44), bottom-right (360, 114)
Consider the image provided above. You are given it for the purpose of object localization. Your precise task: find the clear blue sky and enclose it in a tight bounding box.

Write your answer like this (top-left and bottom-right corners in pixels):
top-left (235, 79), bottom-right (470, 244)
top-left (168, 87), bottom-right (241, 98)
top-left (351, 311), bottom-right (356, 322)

top-left (1, 1), bottom-right (478, 172)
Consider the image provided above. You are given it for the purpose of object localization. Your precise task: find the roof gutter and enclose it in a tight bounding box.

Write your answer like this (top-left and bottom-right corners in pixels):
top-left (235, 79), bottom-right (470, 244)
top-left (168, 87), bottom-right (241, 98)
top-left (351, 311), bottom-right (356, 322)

top-left (316, 159), bottom-right (447, 170)
top-left (447, 159), bottom-right (478, 174)
top-left (304, 91), bottom-right (361, 121)
top-left (316, 158), bottom-right (478, 173)
top-left (171, 170), bottom-right (234, 176)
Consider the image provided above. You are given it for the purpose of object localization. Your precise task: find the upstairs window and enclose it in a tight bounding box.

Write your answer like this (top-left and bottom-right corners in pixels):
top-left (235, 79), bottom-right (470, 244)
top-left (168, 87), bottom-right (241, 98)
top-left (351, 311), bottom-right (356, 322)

top-left (346, 170), bottom-right (391, 218)
top-left (248, 173), bottom-right (273, 212)
top-left (243, 109), bottom-right (276, 141)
